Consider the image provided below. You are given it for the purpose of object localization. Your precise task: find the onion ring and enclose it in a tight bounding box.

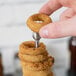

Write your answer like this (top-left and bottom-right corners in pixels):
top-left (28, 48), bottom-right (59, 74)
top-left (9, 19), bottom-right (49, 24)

top-left (21, 57), bottom-right (54, 71)
top-left (19, 52), bottom-right (48, 62)
top-left (23, 68), bottom-right (51, 76)
top-left (26, 13), bottom-right (52, 32)
top-left (19, 41), bottom-right (46, 55)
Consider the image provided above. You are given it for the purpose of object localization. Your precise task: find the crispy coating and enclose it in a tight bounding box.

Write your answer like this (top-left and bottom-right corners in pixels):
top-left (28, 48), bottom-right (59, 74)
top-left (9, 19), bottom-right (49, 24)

top-left (19, 41), bottom-right (54, 76)
top-left (26, 13), bottom-right (52, 32)
top-left (20, 56), bottom-right (54, 71)
top-left (23, 68), bottom-right (51, 76)
top-left (19, 41), bottom-right (46, 55)
top-left (19, 51), bottom-right (48, 62)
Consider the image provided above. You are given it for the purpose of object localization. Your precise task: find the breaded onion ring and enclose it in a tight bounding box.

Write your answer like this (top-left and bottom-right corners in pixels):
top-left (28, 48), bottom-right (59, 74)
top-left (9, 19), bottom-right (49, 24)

top-left (19, 52), bottom-right (48, 62)
top-left (21, 57), bottom-right (54, 71)
top-left (26, 13), bottom-right (52, 32)
top-left (19, 41), bottom-right (46, 55)
top-left (23, 68), bottom-right (51, 76)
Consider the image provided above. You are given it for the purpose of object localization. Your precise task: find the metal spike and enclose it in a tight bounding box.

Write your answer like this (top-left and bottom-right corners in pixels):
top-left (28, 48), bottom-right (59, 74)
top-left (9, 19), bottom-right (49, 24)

top-left (32, 32), bottom-right (41, 48)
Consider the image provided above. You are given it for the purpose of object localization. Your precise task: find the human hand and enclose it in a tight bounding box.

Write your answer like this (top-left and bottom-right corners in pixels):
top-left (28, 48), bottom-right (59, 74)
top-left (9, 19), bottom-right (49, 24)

top-left (39, 0), bottom-right (76, 38)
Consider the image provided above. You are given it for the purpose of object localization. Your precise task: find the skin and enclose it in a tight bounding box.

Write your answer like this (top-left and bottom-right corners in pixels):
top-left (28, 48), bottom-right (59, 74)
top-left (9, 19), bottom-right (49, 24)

top-left (39, 0), bottom-right (76, 38)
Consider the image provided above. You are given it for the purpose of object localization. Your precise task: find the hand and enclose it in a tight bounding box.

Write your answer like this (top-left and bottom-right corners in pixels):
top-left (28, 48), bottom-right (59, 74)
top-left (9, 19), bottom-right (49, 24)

top-left (39, 0), bottom-right (76, 38)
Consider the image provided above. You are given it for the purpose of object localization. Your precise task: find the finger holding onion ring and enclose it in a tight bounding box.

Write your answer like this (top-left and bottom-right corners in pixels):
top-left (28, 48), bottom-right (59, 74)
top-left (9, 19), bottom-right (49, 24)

top-left (26, 13), bottom-right (52, 32)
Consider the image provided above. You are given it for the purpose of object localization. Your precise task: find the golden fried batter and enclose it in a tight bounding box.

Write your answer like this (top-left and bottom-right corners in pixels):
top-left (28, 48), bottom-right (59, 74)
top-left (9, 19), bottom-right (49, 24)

top-left (19, 51), bottom-right (48, 62)
top-left (26, 13), bottom-right (52, 32)
top-left (23, 68), bottom-right (51, 76)
top-left (19, 41), bottom-right (54, 76)
top-left (20, 56), bottom-right (54, 71)
top-left (19, 41), bottom-right (46, 55)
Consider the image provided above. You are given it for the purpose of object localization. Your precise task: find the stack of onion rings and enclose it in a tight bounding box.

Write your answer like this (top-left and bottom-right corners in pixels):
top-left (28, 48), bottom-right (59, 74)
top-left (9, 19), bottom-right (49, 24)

top-left (19, 41), bottom-right (54, 76)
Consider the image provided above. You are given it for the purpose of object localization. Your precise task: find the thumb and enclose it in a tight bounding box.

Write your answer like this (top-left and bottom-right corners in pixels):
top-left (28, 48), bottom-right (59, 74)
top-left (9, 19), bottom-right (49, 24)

top-left (39, 16), bottom-right (76, 38)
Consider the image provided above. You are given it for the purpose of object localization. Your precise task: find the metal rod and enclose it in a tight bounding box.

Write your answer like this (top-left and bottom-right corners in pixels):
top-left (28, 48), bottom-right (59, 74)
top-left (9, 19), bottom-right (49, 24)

top-left (32, 32), bottom-right (41, 48)
top-left (35, 40), bottom-right (39, 48)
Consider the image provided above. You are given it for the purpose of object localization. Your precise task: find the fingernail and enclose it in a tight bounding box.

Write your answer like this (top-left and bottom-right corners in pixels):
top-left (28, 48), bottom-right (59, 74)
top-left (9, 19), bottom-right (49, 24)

top-left (39, 27), bottom-right (49, 38)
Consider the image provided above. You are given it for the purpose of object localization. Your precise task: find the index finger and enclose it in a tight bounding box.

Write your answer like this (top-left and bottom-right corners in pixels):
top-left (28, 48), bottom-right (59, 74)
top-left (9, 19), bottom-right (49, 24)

top-left (39, 0), bottom-right (62, 15)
